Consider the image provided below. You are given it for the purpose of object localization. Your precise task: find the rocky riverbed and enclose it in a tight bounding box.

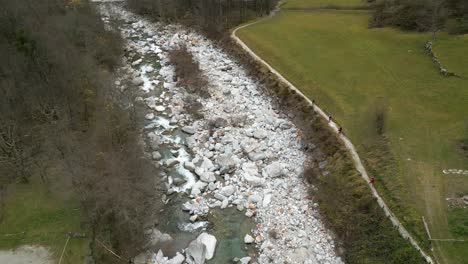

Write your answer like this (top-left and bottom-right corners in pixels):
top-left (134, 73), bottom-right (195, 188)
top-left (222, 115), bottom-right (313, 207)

top-left (96, 2), bottom-right (343, 264)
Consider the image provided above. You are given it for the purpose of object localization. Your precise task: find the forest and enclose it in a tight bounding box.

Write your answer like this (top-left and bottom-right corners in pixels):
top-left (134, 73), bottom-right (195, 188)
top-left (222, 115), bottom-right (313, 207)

top-left (0, 0), bottom-right (159, 261)
top-left (128, 0), bottom-right (278, 36)
top-left (368, 0), bottom-right (468, 34)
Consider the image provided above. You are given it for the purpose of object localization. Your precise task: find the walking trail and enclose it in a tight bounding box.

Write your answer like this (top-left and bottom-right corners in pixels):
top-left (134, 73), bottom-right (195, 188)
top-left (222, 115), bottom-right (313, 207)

top-left (231, 6), bottom-right (435, 264)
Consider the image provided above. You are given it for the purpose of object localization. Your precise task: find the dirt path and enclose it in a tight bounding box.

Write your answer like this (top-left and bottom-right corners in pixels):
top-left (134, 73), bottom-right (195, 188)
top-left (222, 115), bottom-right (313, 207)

top-left (0, 245), bottom-right (53, 264)
top-left (231, 6), bottom-right (435, 264)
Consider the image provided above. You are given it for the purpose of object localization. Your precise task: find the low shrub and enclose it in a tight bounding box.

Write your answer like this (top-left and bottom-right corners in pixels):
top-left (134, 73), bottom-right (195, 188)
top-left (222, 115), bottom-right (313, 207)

top-left (169, 46), bottom-right (210, 98)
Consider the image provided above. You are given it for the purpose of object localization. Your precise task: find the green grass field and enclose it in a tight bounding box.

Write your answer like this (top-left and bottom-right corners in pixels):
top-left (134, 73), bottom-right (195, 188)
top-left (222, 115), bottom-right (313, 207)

top-left (0, 176), bottom-right (88, 263)
top-left (237, 1), bottom-right (468, 263)
top-left (283, 0), bottom-right (364, 8)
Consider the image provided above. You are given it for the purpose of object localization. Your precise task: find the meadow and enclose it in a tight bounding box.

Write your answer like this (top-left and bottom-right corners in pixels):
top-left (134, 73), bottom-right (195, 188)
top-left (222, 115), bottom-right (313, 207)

top-left (237, 1), bottom-right (468, 263)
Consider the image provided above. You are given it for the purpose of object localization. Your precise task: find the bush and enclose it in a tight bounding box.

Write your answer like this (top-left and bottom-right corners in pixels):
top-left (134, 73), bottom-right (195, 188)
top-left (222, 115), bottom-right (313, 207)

top-left (169, 46), bottom-right (210, 98)
top-left (446, 17), bottom-right (468, 34)
top-left (304, 150), bottom-right (426, 263)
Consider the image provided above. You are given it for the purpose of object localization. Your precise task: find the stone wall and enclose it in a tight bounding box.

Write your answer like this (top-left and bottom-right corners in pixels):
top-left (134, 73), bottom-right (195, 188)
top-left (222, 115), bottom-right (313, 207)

top-left (425, 41), bottom-right (459, 77)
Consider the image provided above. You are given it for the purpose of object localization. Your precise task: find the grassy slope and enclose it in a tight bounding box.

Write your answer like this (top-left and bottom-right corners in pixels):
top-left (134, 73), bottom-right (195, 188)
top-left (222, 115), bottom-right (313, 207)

top-left (0, 176), bottom-right (88, 263)
top-left (284, 0), bottom-right (363, 8)
top-left (433, 34), bottom-right (468, 77)
top-left (237, 2), bottom-right (468, 263)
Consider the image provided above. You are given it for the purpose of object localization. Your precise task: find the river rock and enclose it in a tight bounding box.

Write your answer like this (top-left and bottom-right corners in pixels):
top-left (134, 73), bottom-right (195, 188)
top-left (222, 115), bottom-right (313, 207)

top-left (200, 171), bottom-right (216, 183)
top-left (191, 181), bottom-right (208, 196)
top-left (155, 105), bottom-right (166, 112)
top-left (241, 140), bottom-right (258, 153)
top-left (265, 162), bottom-right (284, 178)
top-left (253, 129), bottom-right (268, 139)
top-left (182, 126), bottom-right (196, 135)
top-left (207, 182), bottom-right (217, 191)
top-left (216, 154), bottom-right (236, 174)
top-left (220, 185), bottom-right (236, 197)
top-left (148, 228), bottom-right (173, 246)
top-left (185, 136), bottom-right (197, 148)
top-left (165, 158), bottom-right (179, 167)
top-left (132, 58), bottom-right (142, 66)
top-left (145, 113), bottom-right (155, 120)
top-left (248, 194), bottom-right (262, 204)
top-left (262, 193), bottom-right (272, 207)
top-left (248, 152), bottom-right (267, 161)
top-left (239, 257), bottom-right (251, 264)
top-left (173, 177), bottom-right (187, 186)
top-left (168, 252), bottom-right (185, 264)
top-left (243, 173), bottom-right (264, 186)
top-left (152, 151), bottom-right (162, 160)
top-left (242, 162), bottom-right (258, 175)
top-left (212, 117), bottom-right (228, 128)
top-left (221, 199), bottom-right (228, 209)
top-left (184, 161), bottom-right (196, 172)
top-left (197, 233), bottom-right (217, 260)
top-left (244, 234), bottom-right (254, 244)
top-left (186, 239), bottom-right (206, 264)
top-left (214, 193), bottom-right (226, 201)
top-left (201, 157), bottom-right (214, 171)
top-left (132, 77), bottom-right (144, 86)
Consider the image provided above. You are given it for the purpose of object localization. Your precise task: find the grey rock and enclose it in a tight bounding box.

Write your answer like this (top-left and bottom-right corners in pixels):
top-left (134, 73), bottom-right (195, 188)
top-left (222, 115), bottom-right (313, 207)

top-left (248, 194), bottom-right (262, 204)
top-left (197, 233), bottom-right (217, 260)
top-left (191, 181), bottom-right (208, 196)
top-left (184, 162), bottom-right (196, 172)
top-left (242, 162), bottom-right (259, 175)
top-left (195, 167), bottom-right (205, 177)
top-left (207, 182), bottom-right (217, 191)
top-left (182, 126), bottom-right (196, 135)
top-left (239, 257), bottom-right (252, 264)
top-left (265, 162), bottom-right (284, 178)
top-left (132, 58), bottom-right (142, 66)
top-left (279, 122), bottom-right (292, 130)
top-left (173, 177), bottom-right (187, 186)
top-left (165, 159), bottom-right (179, 167)
top-left (200, 171), bottom-right (216, 183)
top-left (244, 234), bottom-right (254, 244)
top-left (152, 151), bottom-right (162, 160)
top-left (253, 129), bottom-right (268, 139)
top-left (212, 117), bottom-right (228, 128)
top-left (132, 77), bottom-right (144, 86)
top-left (182, 202), bottom-right (194, 212)
top-left (185, 136), bottom-right (197, 148)
top-left (148, 228), bottom-right (173, 246)
top-left (262, 193), bottom-right (272, 207)
top-left (201, 157), bottom-right (214, 171)
top-left (216, 154), bottom-right (236, 174)
top-left (220, 185), bottom-right (236, 197)
top-left (168, 252), bottom-right (185, 264)
top-left (186, 239), bottom-right (206, 264)
top-left (221, 199), bottom-right (229, 209)
top-left (145, 113), bottom-right (155, 120)
top-left (248, 152), bottom-right (267, 161)
top-left (214, 193), bottom-right (226, 201)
